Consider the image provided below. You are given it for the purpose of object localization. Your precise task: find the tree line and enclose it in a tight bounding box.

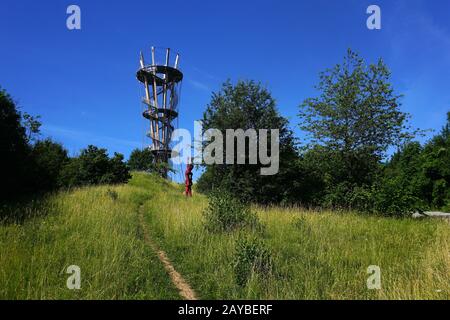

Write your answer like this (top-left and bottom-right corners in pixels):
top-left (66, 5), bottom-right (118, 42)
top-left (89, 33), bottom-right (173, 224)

top-left (197, 49), bottom-right (450, 216)
top-left (2, 49), bottom-right (448, 215)
top-left (0, 88), bottom-right (158, 204)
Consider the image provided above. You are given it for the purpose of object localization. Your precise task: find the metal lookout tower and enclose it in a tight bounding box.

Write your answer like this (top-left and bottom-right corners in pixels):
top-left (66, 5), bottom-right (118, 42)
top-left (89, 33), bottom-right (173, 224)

top-left (136, 47), bottom-right (183, 178)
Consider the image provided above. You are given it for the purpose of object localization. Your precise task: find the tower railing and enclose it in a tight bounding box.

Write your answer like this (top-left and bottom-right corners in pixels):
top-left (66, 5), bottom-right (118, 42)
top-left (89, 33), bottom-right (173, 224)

top-left (137, 47), bottom-right (183, 177)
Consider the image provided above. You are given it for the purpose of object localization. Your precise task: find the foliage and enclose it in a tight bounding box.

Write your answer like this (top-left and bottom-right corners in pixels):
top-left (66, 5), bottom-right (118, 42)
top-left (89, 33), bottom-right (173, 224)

top-left (31, 139), bottom-right (69, 191)
top-left (299, 49), bottom-right (415, 187)
top-left (106, 188), bottom-right (118, 201)
top-left (128, 148), bottom-right (156, 172)
top-left (203, 189), bottom-right (260, 233)
top-left (233, 235), bottom-right (273, 286)
top-left (198, 80), bottom-right (311, 204)
top-left (370, 179), bottom-right (421, 216)
top-left (380, 113), bottom-right (450, 213)
top-left (107, 153), bottom-right (132, 184)
top-left (59, 145), bottom-right (131, 188)
top-left (1, 87), bottom-right (131, 204)
top-left (137, 173), bottom-right (450, 299)
top-left (22, 112), bottom-right (41, 142)
top-left (0, 87), bottom-right (32, 201)
top-left (336, 113), bottom-right (450, 216)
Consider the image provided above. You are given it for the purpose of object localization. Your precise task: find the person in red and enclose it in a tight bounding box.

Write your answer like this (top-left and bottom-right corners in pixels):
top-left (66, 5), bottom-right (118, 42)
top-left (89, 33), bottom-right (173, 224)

top-left (185, 161), bottom-right (194, 197)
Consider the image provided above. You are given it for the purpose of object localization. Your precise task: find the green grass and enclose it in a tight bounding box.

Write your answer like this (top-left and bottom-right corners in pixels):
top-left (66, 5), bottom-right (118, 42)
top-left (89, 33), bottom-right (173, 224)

top-left (1, 172), bottom-right (449, 299)
top-left (140, 175), bottom-right (450, 300)
top-left (0, 181), bottom-right (179, 299)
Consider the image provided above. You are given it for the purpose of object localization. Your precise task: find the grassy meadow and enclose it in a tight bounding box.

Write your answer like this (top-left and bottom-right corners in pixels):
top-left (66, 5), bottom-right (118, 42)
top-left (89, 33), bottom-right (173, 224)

top-left (0, 180), bottom-right (179, 299)
top-left (1, 172), bottom-right (449, 299)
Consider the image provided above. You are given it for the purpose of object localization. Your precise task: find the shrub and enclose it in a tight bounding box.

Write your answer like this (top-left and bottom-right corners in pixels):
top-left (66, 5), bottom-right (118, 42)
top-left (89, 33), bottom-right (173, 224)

top-left (198, 80), bottom-right (301, 205)
top-left (292, 215), bottom-right (312, 235)
top-left (127, 148), bottom-right (156, 172)
top-left (58, 146), bottom-right (131, 188)
top-left (106, 189), bottom-right (118, 201)
top-left (233, 235), bottom-right (273, 286)
top-left (0, 88), bottom-right (32, 202)
top-left (320, 179), bottom-right (422, 217)
top-left (203, 190), bottom-right (259, 233)
top-left (320, 182), bottom-right (356, 210)
top-left (106, 153), bottom-right (132, 184)
top-left (31, 139), bottom-right (69, 191)
top-left (371, 178), bottom-right (423, 217)
top-left (443, 200), bottom-right (450, 213)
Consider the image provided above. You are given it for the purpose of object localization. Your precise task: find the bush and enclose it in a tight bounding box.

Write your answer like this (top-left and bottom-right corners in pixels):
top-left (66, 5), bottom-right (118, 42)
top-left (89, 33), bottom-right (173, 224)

top-left (443, 200), bottom-right (450, 213)
top-left (233, 235), bottom-right (273, 286)
top-left (203, 190), bottom-right (259, 233)
top-left (107, 153), bottom-right (132, 184)
top-left (31, 139), bottom-right (69, 191)
top-left (198, 80), bottom-right (302, 205)
top-left (0, 88), bottom-right (32, 202)
top-left (58, 145), bottom-right (131, 188)
top-left (319, 178), bottom-right (423, 217)
top-left (106, 189), bottom-right (118, 201)
top-left (347, 185), bottom-right (374, 212)
top-left (321, 182), bottom-right (357, 210)
top-left (370, 178), bottom-right (423, 217)
top-left (128, 148), bottom-right (156, 172)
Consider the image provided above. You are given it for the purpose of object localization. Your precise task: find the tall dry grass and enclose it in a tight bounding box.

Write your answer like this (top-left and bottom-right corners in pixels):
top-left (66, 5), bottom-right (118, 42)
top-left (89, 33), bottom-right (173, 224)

top-left (141, 175), bottom-right (450, 300)
top-left (1, 172), bottom-right (448, 300)
top-left (0, 182), bottom-right (178, 299)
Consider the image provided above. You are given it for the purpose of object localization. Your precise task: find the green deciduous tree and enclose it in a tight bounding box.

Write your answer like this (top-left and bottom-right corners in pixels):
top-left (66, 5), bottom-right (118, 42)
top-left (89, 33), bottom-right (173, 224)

top-left (22, 113), bottom-right (41, 143)
top-left (382, 112), bottom-right (450, 212)
top-left (299, 49), bottom-right (414, 187)
top-left (128, 148), bottom-right (156, 172)
top-left (0, 88), bottom-right (32, 201)
top-left (198, 80), bottom-right (315, 204)
top-left (31, 139), bottom-right (69, 191)
top-left (59, 145), bottom-right (131, 188)
top-left (107, 152), bottom-right (132, 184)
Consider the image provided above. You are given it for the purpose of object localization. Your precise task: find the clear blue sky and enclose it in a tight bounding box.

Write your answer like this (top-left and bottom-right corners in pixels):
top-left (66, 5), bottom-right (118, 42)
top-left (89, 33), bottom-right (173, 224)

top-left (1, 0), bottom-right (449, 181)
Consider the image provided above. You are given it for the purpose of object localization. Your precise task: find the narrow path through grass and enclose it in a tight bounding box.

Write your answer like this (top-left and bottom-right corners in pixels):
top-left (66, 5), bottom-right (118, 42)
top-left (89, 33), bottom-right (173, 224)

top-left (0, 183), bottom-right (180, 299)
top-left (138, 210), bottom-right (197, 300)
top-left (1, 172), bottom-right (449, 300)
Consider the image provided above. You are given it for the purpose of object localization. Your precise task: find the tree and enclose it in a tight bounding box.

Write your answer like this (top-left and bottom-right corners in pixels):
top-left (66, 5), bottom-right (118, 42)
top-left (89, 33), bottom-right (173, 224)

top-left (1, 87), bottom-right (132, 206)
top-left (299, 49), bottom-right (414, 187)
top-left (22, 113), bottom-right (41, 143)
top-left (106, 152), bottom-right (132, 184)
top-left (0, 88), bottom-right (32, 201)
top-left (31, 139), bottom-right (69, 191)
top-left (357, 112), bottom-right (450, 215)
top-left (198, 80), bottom-right (310, 204)
top-left (416, 112), bottom-right (450, 209)
top-left (372, 142), bottom-right (427, 215)
top-left (76, 145), bottom-right (111, 185)
top-left (58, 145), bottom-right (131, 187)
top-left (128, 148), bottom-right (156, 172)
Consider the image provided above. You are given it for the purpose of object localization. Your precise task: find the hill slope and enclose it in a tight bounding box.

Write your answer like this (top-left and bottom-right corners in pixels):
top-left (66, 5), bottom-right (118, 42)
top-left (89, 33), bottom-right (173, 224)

top-left (1, 172), bottom-right (449, 299)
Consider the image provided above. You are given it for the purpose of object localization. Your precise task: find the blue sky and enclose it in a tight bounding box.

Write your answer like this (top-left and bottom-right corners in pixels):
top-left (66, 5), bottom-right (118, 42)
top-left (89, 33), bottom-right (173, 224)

top-left (1, 0), bottom-right (449, 181)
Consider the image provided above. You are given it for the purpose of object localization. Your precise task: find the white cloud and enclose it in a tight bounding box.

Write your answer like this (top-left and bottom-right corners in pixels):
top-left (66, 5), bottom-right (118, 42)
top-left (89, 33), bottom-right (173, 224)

top-left (188, 79), bottom-right (210, 92)
top-left (42, 124), bottom-right (141, 148)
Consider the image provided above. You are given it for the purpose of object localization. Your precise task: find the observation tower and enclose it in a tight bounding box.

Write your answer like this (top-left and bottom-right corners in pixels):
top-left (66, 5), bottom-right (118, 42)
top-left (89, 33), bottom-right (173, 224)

top-left (136, 47), bottom-right (183, 177)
